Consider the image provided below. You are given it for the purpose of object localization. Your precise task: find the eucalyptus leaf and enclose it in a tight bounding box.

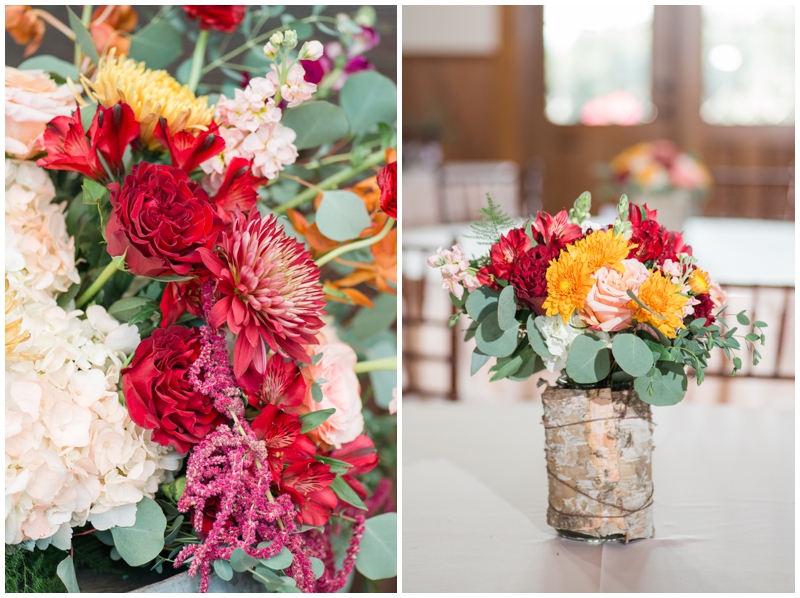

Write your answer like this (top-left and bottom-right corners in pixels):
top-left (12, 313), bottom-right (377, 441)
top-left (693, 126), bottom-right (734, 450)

top-left (18, 55), bottom-right (80, 82)
top-left (129, 19), bottom-right (183, 69)
top-left (470, 348), bottom-right (490, 375)
top-left (340, 71), bottom-right (397, 136)
top-left (281, 101), bottom-right (349, 149)
top-left (110, 497), bottom-right (166, 567)
top-left (355, 513), bottom-right (397, 580)
top-left (259, 547), bottom-right (293, 571)
top-left (316, 191), bottom-right (371, 242)
top-left (611, 333), bottom-right (654, 377)
top-left (214, 559), bottom-right (234, 581)
top-left (311, 382), bottom-right (323, 403)
top-left (310, 557), bottom-right (325, 580)
top-left (465, 287), bottom-right (499, 321)
top-left (475, 312), bottom-right (519, 358)
top-left (108, 297), bottom-right (154, 322)
top-left (634, 362), bottom-right (687, 406)
top-left (566, 334), bottom-right (610, 384)
top-left (230, 547), bottom-right (259, 573)
top-left (508, 352), bottom-right (545, 381)
top-left (526, 315), bottom-right (553, 358)
top-left (56, 556), bottom-right (80, 593)
top-left (497, 285), bottom-right (517, 331)
top-left (490, 352), bottom-right (524, 382)
top-left (67, 7), bottom-right (100, 65)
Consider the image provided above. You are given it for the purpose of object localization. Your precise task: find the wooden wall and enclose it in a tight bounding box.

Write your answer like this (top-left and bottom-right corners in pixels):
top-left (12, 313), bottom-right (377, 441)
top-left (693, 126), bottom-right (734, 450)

top-left (402, 6), bottom-right (795, 218)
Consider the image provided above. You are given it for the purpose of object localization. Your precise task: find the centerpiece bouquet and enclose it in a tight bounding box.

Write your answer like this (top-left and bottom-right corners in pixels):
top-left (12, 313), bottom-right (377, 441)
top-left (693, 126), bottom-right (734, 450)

top-left (6, 5), bottom-right (397, 593)
top-left (429, 193), bottom-right (765, 542)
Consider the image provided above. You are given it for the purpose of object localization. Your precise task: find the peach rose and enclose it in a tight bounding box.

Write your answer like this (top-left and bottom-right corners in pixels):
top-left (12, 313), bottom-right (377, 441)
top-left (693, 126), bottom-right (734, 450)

top-left (5, 68), bottom-right (77, 160)
top-left (708, 278), bottom-right (726, 310)
top-left (582, 259), bottom-right (651, 332)
top-left (300, 342), bottom-right (364, 449)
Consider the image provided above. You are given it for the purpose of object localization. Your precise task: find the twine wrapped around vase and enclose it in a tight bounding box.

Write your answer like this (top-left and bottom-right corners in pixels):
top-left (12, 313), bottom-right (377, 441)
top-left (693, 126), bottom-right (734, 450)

top-left (541, 386), bottom-right (655, 542)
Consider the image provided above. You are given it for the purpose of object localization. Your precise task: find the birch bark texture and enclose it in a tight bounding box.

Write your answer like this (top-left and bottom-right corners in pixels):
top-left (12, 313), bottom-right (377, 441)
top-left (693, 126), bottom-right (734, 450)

top-left (541, 386), bottom-right (654, 542)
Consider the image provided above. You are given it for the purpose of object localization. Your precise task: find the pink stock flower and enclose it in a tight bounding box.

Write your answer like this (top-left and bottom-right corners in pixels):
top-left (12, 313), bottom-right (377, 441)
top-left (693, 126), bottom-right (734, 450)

top-left (427, 244), bottom-right (480, 300)
top-left (199, 209), bottom-right (325, 378)
top-left (267, 63), bottom-right (316, 108)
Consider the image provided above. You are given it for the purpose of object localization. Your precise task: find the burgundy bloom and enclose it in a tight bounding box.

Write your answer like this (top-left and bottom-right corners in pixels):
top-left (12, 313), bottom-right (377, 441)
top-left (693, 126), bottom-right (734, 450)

top-left (692, 293), bottom-right (716, 325)
top-left (509, 244), bottom-right (559, 314)
top-left (376, 161), bottom-right (397, 219)
top-left (530, 210), bottom-right (582, 249)
top-left (344, 56), bottom-right (374, 75)
top-left (199, 209), bottom-right (326, 378)
top-left (183, 6), bottom-right (245, 33)
top-left (122, 326), bottom-right (228, 454)
top-left (489, 228), bottom-right (531, 280)
top-left (237, 353), bottom-right (307, 409)
top-left (301, 58), bottom-right (328, 85)
top-left (154, 117), bottom-right (225, 175)
top-left (210, 157), bottom-right (266, 224)
top-left (251, 404), bottom-right (316, 482)
top-left (328, 434), bottom-right (379, 502)
top-left (88, 102), bottom-right (140, 177)
top-left (280, 459), bottom-right (338, 526)
top-left (106, 162), bottom-right (223, 277)
top-left (36, 107), bottom-right (107, 181)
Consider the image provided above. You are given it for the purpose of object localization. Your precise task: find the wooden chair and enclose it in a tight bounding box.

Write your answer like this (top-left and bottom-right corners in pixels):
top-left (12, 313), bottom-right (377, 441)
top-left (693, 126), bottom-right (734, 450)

top-left (438, 161), bottom-right (521, 222)
top-left (704, 164), bottom-right (794, 221)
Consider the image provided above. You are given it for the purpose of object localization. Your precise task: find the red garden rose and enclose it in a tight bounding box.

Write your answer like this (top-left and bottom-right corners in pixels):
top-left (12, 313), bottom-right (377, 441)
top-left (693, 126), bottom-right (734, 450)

top-left (106, 162), bottom-right (223, 277)
top-left (122, 326), bottom-right (228, 454)
top-left (183, 6), bottom-right (245, 33)
top-left (509, 244), bottom-right (559, 314)
top-left (376, 161), bottom-right (397, 219)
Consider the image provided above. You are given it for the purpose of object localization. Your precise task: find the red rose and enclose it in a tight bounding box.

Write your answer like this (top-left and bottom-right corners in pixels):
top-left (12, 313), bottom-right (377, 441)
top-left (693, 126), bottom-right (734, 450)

top-left (377, 161), bottom-right (397, 219)
top-left (509, 244), bottom-right (559, 314)
top-left (122, 326), bottom-right (227, 454)
top-left (183, 6), bottom-right (245, 33)
top-left (106, 162), bottom-right (223, 277)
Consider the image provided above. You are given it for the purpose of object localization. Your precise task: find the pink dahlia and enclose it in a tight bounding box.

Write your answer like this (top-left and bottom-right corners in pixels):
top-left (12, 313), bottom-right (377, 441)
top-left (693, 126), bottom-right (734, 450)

top-left (199, 209), bottom-right (325, 378)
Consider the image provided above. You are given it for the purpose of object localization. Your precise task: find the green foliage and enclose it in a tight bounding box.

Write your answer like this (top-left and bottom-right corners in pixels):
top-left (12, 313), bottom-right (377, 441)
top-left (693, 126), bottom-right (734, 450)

top-left (568, 191), bottom-right (592, 224)
top-left (476, 312), bottom-right (519, 358)
top-left (566, 334), bottom-right (611, 384)
top-left (281, 102), bottom-right (350, 149)
top-left (67, 7), bottom-right (99, 64)
top-left (497, 285), bottom-right (517, 330)
top-left (18, 55), bottom-right (79, 82)
top-left (316, 191), bottom-right (371, 241)
top-left (110, 497), bottom-right (167, 567)
top-left (339, 71), bottom-right (397, 136)
top-left (330, 476), bottom-right (368, 510)
top-left (129, 19), bottom-right (183, 69)
top-left (298, 408), bottom-right (336, 433)
top-left (611, 333), bottom-right (654, 377)
top-left (526, 315), bottom-right (554, 358)
top-left (5, 544), bottom-right (68, 593)
top-left (634, 361), bottom-right (687, 406)
top-left (471, 347), bottom-right (491, 375)
top-left (355, 513), bottom-right (397, 581)
top-left (56, 556), bottom-right (80, 593)
top-left (465, 286), bottom-right (499, 321)
top-left (467, 194), bottom-right (516, 246)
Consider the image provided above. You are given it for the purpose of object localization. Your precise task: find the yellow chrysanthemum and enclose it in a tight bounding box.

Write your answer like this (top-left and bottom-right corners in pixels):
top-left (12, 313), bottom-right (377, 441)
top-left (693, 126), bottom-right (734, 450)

top-left (81, 49), bottom-right (215, 150)
top-left (566, 228), bottom-right (632, 274)
top-left (542, 250), bottom-right (595, 323)
top-left (688, 268), bottom-right (710, 295)
top-left (628, 271), bottom-right (689, 338)
top-left (5, 278), bottom-right (41, 363)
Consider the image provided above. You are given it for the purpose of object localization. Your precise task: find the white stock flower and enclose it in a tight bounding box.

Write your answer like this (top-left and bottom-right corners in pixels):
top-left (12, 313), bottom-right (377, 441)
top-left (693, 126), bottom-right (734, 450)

top-left (299, 40), bottom-right (324, 61)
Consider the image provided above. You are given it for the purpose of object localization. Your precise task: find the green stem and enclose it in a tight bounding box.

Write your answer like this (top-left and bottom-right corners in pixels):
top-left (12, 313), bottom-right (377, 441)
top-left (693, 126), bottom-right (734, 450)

top-left (187, 29), bottom-right (209, 94)
top-left (315, 217), bottom-right (395, 268)
top-left (275, 150), bottom-right (385, 213)
top-left (75, 260), bottom-right (118, 308)
top-left (74, 4), bottom-right (93, 68)
top-left (354, 357), bottom-right (397, 373)
top-left (202, 16), bottom-right (322, 75)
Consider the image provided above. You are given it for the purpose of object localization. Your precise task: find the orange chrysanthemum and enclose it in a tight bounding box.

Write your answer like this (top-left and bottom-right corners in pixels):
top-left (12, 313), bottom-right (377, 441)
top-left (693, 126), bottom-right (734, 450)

top-left (566, 228), bottom-right (632, 274)
top-left (542, 250), bottom-right (594, 323)
top-left (688, 268), bottom-right (710, 295)
top-left (629, 271), bottom-right (689, 338)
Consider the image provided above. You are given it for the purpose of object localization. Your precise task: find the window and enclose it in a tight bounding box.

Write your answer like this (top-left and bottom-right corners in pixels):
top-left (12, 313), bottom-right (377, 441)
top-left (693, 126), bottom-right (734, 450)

top-left (701, 6), bottom-right (794, 126)
top-left (543, 5), bottom-right (654, 126)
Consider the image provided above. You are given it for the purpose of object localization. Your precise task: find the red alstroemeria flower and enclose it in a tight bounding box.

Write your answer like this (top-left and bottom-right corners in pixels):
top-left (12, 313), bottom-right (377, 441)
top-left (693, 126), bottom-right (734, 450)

top-left (489, 228), bottom-right (530, 280)
top-left (36, 107), bottom-right (107, 181)
top-left (159, 272), bottom-right (209, 328)
top-left (328, 434), bottom-right (379, 502)
top-left (476, 264), bottom-right (501, 290)
top-left (530, 210), bottom-right (582, 249)
top-left (661, 229), bottom-right (693, 264)
top-left (238, 353), bottom-right (307, 409)
top-left (252, 404), bottom-right (316, 482)
top-left (198, 209), bottom-right (325, 378)
top-left (210, 157), bottom-right (266, 224)
top-left (88, 102), bottom-right (140, 177)
top-left (280, 459), bottom-right (338, 526)
top-left (154, 117), bottom-right (225, 175)
top-left (183, 6), bottom-right (245, 33)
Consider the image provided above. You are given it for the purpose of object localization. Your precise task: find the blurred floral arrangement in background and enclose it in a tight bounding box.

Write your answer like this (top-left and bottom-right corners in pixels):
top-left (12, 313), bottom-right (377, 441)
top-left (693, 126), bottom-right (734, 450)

top-left (610, 140), bottom-right (713, 195)
top-left (5, 4), bottom-right (396, 593)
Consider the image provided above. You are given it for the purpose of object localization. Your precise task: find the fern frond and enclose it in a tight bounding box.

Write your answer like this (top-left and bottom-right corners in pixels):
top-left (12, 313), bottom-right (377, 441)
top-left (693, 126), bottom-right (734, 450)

top-left (466, 193), bottom-right (517, 246)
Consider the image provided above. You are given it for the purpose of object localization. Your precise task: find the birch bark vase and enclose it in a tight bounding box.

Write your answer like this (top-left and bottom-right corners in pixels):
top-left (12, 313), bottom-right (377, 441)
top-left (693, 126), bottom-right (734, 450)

top-left (542, 386), bottom-right (654, 543)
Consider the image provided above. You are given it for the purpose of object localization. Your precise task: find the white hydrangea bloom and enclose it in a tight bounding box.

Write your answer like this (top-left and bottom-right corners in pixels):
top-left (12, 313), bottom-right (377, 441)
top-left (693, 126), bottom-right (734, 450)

top-left (535, 313), bottom-right (611, 373)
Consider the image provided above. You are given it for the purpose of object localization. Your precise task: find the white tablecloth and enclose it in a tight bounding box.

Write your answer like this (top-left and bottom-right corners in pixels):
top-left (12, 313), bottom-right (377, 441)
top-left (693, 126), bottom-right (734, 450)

top-left (403, 402), bottom-right (794, 592)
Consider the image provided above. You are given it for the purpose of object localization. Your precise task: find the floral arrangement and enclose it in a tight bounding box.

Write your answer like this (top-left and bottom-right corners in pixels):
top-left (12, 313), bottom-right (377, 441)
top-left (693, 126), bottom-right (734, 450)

top-left (6, 5), bottom-right (396, 594)
top-left (429, 193), bottom-right (766, 403)
top-left (610, 140), bottom-right (713, 194)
